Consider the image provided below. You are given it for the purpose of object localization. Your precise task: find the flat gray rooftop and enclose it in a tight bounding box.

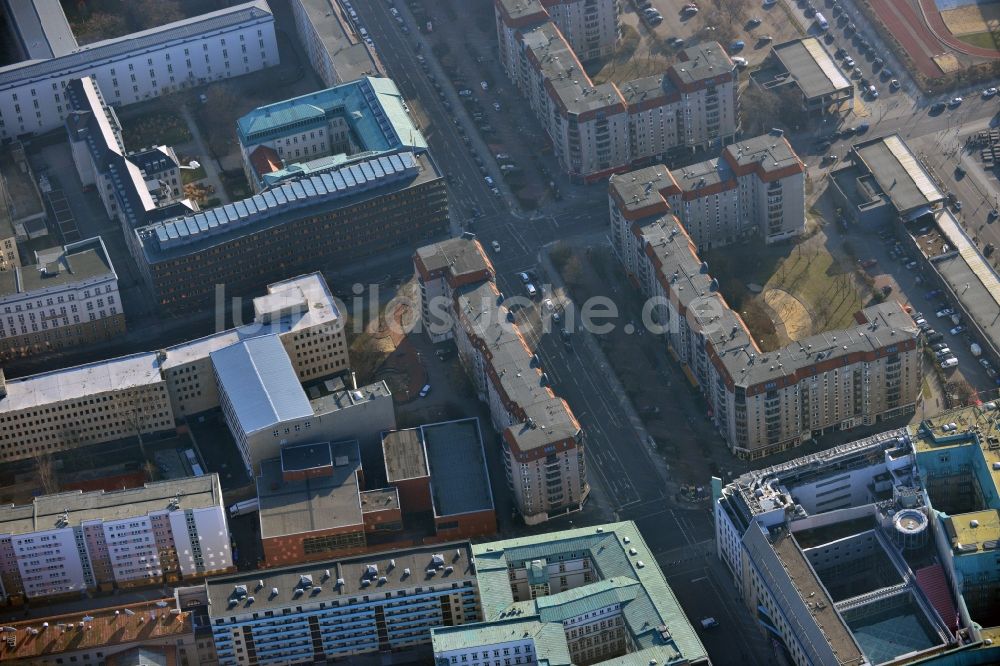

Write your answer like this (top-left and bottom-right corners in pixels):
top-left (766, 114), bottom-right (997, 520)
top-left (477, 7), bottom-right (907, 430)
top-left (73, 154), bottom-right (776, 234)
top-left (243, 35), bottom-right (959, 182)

top-left (772, 37), bottom-right (852, 100)
top-left (256, 440), bottom-right (363, 539)
top-left (424, 419), bottom-right (494, 518)
top-left (296, 0), bottom-right (381, 83)
top-left (206, 541), bottom-right (476, 616)
top-left (0, 475), bottom-right (221, 536)
top-left (773, 532), bottom-right (864, 663)
top-left (853, 135), bottom-right (943, 215)
top-left (382, 428), bottom-right (428, 482)
top-left (725, 133), bottom-right (801, 172)
top-left (308, 378), bottom-right (391, 415)
top-left (414, 236), bottom-right (493, 282)
top-left (0, 237), bottom-right (115, 298)
top-left (932, 209), bottom-right (1000, 360)
top-left (674, 42), bottom-right (734, 87)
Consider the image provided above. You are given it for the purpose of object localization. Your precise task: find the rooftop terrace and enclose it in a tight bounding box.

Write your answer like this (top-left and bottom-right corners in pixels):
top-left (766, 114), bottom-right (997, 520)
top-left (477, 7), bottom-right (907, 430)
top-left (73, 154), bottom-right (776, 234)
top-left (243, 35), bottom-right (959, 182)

top-left (0, 599), bottom-right (189, 661)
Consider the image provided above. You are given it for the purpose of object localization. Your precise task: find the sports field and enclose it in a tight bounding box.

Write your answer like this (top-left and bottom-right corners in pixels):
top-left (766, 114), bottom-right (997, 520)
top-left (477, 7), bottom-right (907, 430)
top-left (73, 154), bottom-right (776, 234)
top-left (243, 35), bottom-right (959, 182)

top-left (940, 0), bottom-right (1000, 50)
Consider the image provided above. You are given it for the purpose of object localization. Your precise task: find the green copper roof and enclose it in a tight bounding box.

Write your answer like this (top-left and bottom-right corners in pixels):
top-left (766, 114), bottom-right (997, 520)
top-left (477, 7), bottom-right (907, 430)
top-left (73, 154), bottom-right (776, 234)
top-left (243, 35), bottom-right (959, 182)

top-left (236, 76), bottom-right (427, 153)
top-left (432, 618), bottom-right (572, 665)
top-left (460, 521), bottom-right (708, 665)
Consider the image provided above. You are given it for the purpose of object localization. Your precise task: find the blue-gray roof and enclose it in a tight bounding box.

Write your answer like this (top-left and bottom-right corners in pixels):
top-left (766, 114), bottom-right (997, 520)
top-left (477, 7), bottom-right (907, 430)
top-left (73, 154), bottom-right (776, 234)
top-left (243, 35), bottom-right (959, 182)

top-left (139, 151), bottom-right (419, 253)
top-left (0, 0), bottom-right (273, 89)
top-left (210, 334), bottom-right (312, 436)
top-left (236, 76), bottom-right (427, 154)
top-left (4, 0), bottom-right (78, 59)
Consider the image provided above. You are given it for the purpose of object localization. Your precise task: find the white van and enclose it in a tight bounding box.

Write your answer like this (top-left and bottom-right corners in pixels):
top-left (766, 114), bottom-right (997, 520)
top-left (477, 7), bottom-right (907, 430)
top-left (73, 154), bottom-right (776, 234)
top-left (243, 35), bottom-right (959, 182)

top-left (815, 13), bottom-right (829, 30)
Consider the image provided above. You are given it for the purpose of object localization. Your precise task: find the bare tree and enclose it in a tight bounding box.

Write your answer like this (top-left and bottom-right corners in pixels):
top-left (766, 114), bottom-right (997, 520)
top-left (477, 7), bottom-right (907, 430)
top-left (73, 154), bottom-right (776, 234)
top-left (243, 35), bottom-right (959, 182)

top-left (35, 452), bottom-right (59, 495)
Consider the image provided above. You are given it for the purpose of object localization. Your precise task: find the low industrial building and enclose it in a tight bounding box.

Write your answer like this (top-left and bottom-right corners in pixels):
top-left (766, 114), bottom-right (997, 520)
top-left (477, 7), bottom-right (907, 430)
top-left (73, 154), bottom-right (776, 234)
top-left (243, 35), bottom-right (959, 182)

top-left (0, 475), bottom-right (232, 604)
top-left (414, 237), bottom-right (589, 524)
top-left (610, 133), bottom-right (806, 250)
top-left (0, 598), bottom-right (204, 664)
top-left (256, 417), bottom-right (496, 567)
top-left (0, 0), bottom-right (278, 141)
top-left (0, 273), bottom-right (349, 463)
top-left (382, 418), bottom-right (497, 540)
top-left (206, 543), bottom-right (482, 665)
top-left (753, 37), bottom-right (854, 116)
top-left (432, 522), bottom-right (709, 666)
top-left (829, 134), bottom-right (946, 226)
top-left (290, 0), bottom-right (383, 89)
top-left (0, 236), bottom-right (125, 360)
top-left (256, 440), bottom-right (400, 566)
top-left (714, 404), bottom-right (1000, 665)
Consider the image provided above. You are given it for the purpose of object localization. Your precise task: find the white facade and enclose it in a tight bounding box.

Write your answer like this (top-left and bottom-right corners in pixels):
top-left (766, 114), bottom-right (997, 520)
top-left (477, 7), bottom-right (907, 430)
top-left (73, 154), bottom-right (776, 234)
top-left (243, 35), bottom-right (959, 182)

top-left (0, 476), bottom-right (231, 602)
top-left (11, 529), bottom-right (88, 599)
top-left (0, 1), bottom-right (278, 141)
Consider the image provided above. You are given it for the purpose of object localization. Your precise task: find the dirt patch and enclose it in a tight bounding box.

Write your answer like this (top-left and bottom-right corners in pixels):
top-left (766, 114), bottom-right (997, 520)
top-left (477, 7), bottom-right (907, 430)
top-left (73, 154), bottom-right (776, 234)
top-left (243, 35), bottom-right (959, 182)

top-left (763, 288), bottom-right (813, 340)
top-left (933, 53), bottom-right (964, 72)
top-left (941, 2), bottom-right (1000, 36)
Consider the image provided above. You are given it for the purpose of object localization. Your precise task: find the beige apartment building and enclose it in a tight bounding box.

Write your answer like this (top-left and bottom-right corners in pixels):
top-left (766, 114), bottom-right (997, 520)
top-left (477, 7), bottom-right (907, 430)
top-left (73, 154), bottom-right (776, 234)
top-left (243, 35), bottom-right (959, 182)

top-left (414, 238), bottom-right (588, 524)
top-left (610, 133), bottom-right (806, 252)
top-left (0, 273), bottom-right (348, 463)
top-left (0, 237), bottom-right (125, 361)
top-left (608, 174), bottom-right (921, 459)
top-left (496, 0), bottom-right (737, 182)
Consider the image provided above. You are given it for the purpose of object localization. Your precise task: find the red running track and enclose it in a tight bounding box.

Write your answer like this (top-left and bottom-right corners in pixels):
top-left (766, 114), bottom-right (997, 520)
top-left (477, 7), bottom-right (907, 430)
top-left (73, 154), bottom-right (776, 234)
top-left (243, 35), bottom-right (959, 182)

top-left (871, 0), bottom-right (1000, 81)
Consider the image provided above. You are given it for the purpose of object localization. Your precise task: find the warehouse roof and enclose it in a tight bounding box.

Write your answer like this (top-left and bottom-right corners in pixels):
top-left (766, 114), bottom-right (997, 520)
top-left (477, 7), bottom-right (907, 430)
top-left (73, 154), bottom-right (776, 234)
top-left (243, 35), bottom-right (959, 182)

top-left (852, 134), bottom-right (944, 215)
top-left (424, 419), bottom-right (494, 518)
top-left (210, 334), bottom-right (313, 436)
top-left (771, 38), bottom-right (852, 100)
top-left (256, 441), bottom-right (364, 539)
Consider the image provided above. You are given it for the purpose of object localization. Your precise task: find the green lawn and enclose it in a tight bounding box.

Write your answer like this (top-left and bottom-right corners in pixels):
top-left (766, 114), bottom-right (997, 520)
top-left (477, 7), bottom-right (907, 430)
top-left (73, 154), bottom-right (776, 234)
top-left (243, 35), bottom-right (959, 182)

top-left (958, 32), bottom-right (1000, 51)
top-left (765, 243), bottom-right (863, 331)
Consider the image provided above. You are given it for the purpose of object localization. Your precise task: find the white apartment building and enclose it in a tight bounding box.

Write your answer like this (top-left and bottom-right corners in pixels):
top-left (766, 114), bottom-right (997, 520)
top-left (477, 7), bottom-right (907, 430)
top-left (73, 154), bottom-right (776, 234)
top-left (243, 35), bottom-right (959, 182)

top-left (0, 237), bottom-right (125, 360)
top-left (0, 273), bottom-right (347, 463)
top-left (608, 171), bottom-right (921, 459)
top-left (0, 475), bottom-right (232, 603)
top-left (206, 544), bottom-right (481, 665)
top-left (0, 0), bottom-right (278, 141)
top-left (414, 237), bottom-right (587, 525)
top-left (541, 0), bottom-right (620, 62)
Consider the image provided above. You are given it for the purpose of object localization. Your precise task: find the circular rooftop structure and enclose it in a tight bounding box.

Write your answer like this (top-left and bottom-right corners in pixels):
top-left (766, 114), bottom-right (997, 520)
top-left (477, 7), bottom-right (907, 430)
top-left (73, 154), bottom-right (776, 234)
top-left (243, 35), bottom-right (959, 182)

top-left (893, 508), bottom-right (929, 550)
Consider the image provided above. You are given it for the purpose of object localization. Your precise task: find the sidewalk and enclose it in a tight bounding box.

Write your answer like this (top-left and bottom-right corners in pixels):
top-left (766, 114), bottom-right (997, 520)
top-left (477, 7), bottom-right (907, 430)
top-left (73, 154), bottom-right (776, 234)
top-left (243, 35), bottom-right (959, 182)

top-left (176, 104), bottom-right (229, 206)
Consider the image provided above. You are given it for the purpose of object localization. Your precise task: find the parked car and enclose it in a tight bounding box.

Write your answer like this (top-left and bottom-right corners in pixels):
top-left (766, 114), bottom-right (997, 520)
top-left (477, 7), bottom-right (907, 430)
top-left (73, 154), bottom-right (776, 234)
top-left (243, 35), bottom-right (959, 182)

top-left (936, 308), bottom-right (955, 318)
top-left (949, 96), bottom-right (963, 107)
top-left (525, 283), bottom-right (538, 298)
top-left (890, 79), bottom-right (901, 91)
top-left (419, 384), bottom-right (431, 397)
top-left (491, 240), bottom-right (501, 253)
top-left (941, 357), bottom-right (959, 369)
top-left (730, 40), bottom-right (745, 52)
top-left (951, 325), bottom-right (966, 335)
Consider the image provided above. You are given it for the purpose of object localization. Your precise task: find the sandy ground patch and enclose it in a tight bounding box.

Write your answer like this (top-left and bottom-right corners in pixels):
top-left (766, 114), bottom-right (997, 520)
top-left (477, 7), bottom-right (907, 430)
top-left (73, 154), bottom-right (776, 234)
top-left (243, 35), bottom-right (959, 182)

top-left (941, 2), bottom-right (1000, 35)
top-left (763, 288), bottom-right (813, 340)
